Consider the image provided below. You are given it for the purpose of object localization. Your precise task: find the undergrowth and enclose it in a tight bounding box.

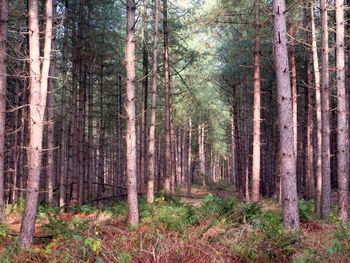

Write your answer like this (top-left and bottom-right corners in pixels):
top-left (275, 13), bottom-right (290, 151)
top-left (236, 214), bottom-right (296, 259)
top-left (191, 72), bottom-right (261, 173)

top-left (0, 191), bottom-right (348, 262)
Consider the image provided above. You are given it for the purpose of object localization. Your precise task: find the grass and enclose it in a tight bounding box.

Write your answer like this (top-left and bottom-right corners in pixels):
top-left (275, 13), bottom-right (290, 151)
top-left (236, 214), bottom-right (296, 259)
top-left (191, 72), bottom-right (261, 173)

top-left (0, 186), bottom-right (348, 262)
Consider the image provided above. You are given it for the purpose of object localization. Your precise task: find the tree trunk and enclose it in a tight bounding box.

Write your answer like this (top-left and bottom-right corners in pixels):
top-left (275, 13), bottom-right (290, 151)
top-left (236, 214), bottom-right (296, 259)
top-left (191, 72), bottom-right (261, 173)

top-left (252, 0), bottom-right (261, 202)
top-left (77, 0), bottom-right (85, 205)
top-left (0, 0), bottom-right (8, 222)
top-left (305, 1), bottom-right (315, 200)
top-left (59, 0), bottom-right (68, 208)
top-left (335, 0), bottom-right (348, 222)
top-left (45, 0), bottom-right (56, 207)
top-left (20, 0), bottom-right (53, 247)
top-left (140, 0), bottom-right (148, 194)
top-left (310, 3), bottom-right (322, 215)
top-left (125, 0), bottom-right (139, 225)
top-left (187, 118), bottom-right (192, 197)
top-left (320, 0), bottom-right (331, 219)
top-left (198, 124), bottom-right (205, 185)
top-left (70, 22), bottom-right (79, 206)
top-left (230, 117), bottom-right (236, 188)
top-left (289, 23), bottom-right (298, 159)
top-left (171, 124), bottom-right (176, 193)
top-left (272, 0), bottom-right (300, 229)
top-left (88, 63), bottom-right (94, 201)
top-left (163, 0), bottom-right (171, 196)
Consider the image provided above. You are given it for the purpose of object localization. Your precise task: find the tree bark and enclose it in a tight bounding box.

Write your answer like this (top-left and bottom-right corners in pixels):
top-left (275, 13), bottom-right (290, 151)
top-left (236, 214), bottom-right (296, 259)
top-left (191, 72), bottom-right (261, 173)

top-left (163, 0), bottom-right (171, 196)
top-left (140, 0), bottom-right (148, 193)
top-left (252, 0), bottom-right (261, 202)
top-left (59, 0), bottom-right (69, 208)
top-left (335, 0), bottom-right (348, 222)
top-left (125, 0), bottom-right (139, 225)
top-left (20, 0), bottom-right (53, 247)
top-left (77, 0), bottom-right (85, 205)
top-left (198, 124), bottom-right (205, 185)
top-left (320, 0), bottom-right (331, 219)
top-left (272, 0), bottom-right (300, 229)
top-left (88, 62), bottom-right (94, 201)
top-left (230, 117), bottom-right (236, 188)
top-left (147, 0), bottom-right (158, 200)
top-left (45, 0), bottom-right (56, 208)
top-left (0, 0), bottom-right (8, 222)
top-left (289, 23), bottom-right (298, 159)
top-left (304, 1), bottom-right (315, 200)
top-left (310, 3), bottom-right (322, 215)
top-left (187, 118), bottom-right (192, 197)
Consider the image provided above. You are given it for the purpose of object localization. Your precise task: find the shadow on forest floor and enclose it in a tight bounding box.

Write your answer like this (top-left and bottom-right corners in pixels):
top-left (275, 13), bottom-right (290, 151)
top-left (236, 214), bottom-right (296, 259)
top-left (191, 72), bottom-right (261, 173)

top-left (0, 184), bottom-right (348, 262)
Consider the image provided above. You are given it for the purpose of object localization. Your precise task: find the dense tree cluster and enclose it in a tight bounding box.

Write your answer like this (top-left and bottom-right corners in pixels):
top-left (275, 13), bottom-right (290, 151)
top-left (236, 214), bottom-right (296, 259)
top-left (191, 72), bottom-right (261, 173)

top-left (0, 0), bottom-right (349, 247)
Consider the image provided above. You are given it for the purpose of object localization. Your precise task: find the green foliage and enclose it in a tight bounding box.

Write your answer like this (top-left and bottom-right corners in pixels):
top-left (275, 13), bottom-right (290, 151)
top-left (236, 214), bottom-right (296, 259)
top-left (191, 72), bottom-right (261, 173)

top-left (144, 204), bottom-right (198, 232)
top-left (233, 210), bottom-right (300, 262)
top-left (71, 204), bottom-right (99, 215)
top-left (5, 197), bottom-right (25, 214)
top-left (0, 224), bottom-right (11, 238)
top-left (84, 237), bottom-right (102, 254)
top-left (105, 201), bottom-right (128, 216)
top-left (138, 197), bottom-right (153, 218)
top-left (199, 194), bottom-right (237, 217)
top-left (239, 202), bottom-right (262, 223)
top-left (298, 199), bottom-right (317, 222)
top-left (328, 222), bottom-right (350, 257)
top-left (41, 212), bottom-right (70, 237)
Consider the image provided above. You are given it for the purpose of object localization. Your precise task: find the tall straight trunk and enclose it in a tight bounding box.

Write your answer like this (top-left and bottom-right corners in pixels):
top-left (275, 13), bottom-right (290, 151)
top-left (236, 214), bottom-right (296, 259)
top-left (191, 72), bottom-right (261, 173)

top-left (11, 78), bottom-right (20, 204)
top-left (156, 137), bottom-right (162, 193)
top-left (70, 22), bottom-right (79, 206)
top-left (335, 0), bottom-right (348, 222)
top-left (252, 0), bottom-right (261, 202)
top-left (147, 0), bottom-right (159, 200)
top-left (232, 84), bottom-right (242, 196)
top-left (230, 117), bottom-right (236, 188)
top-left (125, 0), bottom-right (139, 225)
top-left (163, 0), bottom-right (171, 196)
top-left (171, 125), bottom-right (176, 192)
top-left (176, 131), bottom-right (182, 185)
top-left (45, 0), bottom-right (56, 207)
top-left (198, 124), bottom-right (205, 185)
top-left (0, 0), bottom-right (8, 222)
top-left (98, 59), bottom-right (105, 197)
top-left (59, 0), bottom-right (68, 207)
top-left (289, 23), bottom-right (301, 192)
top-left (77, 0), bottom-right (85, 205)
top-left (289, 24), bottom-right (298, 157)
top-left (20, 0), bottom-right (53, 247)
top-left (310, 3), bottom-right (322, 215)
top-left (181, 129), bottom-right (186, 185)
top-left (140, 0), bottom-right (148, 193)
top-left (305, 3), bottom-right (315, 200)
top-left (242, 75), bottom-right (249, 201)
top-left (272, 0), bottom-right (300, 229)
top-left (187, 118), bottom-right (192, 197)
top-left (117, 75), bottom-right (123, 193)
top-left (320, 0), bottom-right (331, 219)
top-left (88, 63), bottom-right (94, 201)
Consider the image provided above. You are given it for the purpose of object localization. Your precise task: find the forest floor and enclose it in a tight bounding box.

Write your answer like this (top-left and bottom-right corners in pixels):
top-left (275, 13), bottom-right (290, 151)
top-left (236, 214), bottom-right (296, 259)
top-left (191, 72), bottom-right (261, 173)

top-left (0, 183), bottom-right (349, 262)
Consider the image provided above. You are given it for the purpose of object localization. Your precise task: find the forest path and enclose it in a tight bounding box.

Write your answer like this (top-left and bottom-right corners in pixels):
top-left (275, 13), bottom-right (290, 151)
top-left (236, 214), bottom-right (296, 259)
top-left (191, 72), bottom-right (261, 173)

top-left (177, 184), bottom-right (236, 207)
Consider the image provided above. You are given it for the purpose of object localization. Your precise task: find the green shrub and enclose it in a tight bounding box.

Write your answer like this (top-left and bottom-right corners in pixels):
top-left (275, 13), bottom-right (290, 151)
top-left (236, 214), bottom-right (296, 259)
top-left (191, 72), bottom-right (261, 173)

top-left (138, 197), bottom-right (153, 218)
top-left (72, 204), bottom-right (98, 215)
top-left (298, 199), bottom-right (316, 222)
top-left (6, 197), bottom-right (25, 214)
top-left (144, 204), bottom-right (198, 232)
top-left (238, 202), bottom-right (262, 223)
top-left (105, 201), bottom-right (128, 216)
top-left (328, 222), bottom-right (350, 257)
top-left (199, 194), bottom-right (237, 217)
